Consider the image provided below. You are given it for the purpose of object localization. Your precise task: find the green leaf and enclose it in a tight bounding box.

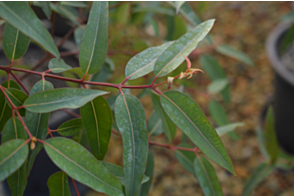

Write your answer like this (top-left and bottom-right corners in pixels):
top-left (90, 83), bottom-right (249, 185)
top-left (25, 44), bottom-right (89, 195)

top-left (138, 151), bottom-right (154, 196)
top-left (150, 91), bottom-right (176, 142)
top-left (166, 15), bottom-right (187, 41)
top-left (0, 19), bottom-right (5, 27)
top-left (175, 1), bottom-right (185, 14)
top-left (59, 1), bottom-right (88, 8)
top-left (24, 88), bottom-right (109, 113)
top-left (280, 24), bottom-right (294, 54)
top-left (242, 162), bottom-right (274, 196)
top-left (216, 44), bottom-right (254, 66)
top-left (40, 1), bottom-right (52, 18)
top-left (174, 144), bottom-right (196, 173)
top-left (133, 6), bottom-right (175, 16)
top-left (264, 106), bottom-right (279, 163)
top-left (91, 58), bottom-right (115, 82)
top-left (74, 26), bottom-right (85, 48)
top-left (115, 94), bottom-right (148, 196)
top-left (194, 155), bottom-right (223, 196)
top-left (44, 137), bottom-right (124, 196)
top-left (209, 99), bottom-right (240, 140)
top-left (0, 139), bottom-right (28, 182)
top-left (51, 3), bottom-right (80, 26)
top-left (5, 88), bottom-right (28, 116)
top-left (25, 80), bottom-right (53, 175)
top-left (72, 129), bottom-right (88, 148)
top-left (2, 118), bottom-right (27, 196)
top-left (81, 96), bottom-right (112, 160)
top-left (47, 171), bottom-right (71, 196)
top-left (160, 91), bottom-right (235, 174)
top-left (176, 2), bottom-right (202, 25)
top-left (207, 78), bottom-right (229, 95)
top-left (125, 41), bottom-right (173, 80)
top-left (154, 19), bottom-right (215, 77)
top-left (0, 2), bottom-right (60, 57)
top-left (200, 55), bottom-right (230, 103)
top-left (3, 23), bottom-right (30, 61)
top-left (101, 161), bottom-right (149, 185)
top-left (58, 118), bottom-right (83, 137)
top-left (79, 1), bottom-right (108, 75)
top-left (48, 58), bottom-right (72, 73)
top-left (147, 111), bottom-right (163, 137)
top-left (0, 80), bottom-right (21, 131)
top-left (216, 122), bottom-right (244, 137)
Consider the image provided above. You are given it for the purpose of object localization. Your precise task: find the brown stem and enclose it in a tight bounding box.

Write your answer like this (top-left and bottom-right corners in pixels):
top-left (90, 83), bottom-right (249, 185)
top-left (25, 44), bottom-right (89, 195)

top-left (9, 71), bottom-right (29, 94)
top-left (71, 178), bottom-right (80, 196)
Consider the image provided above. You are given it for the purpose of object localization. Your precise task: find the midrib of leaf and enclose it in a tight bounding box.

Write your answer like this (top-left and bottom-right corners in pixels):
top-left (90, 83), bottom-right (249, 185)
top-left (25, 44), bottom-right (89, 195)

top-left (58, 125), bottom-right (82, 131)
top-left (91, 101), bottom-right (101, 157)
top-left (197, 157), bottom-right (215, 196)
top-left (156, 22), bottom-right (211, 77)
top-left (176, 150), bottom-right (193, 165)
top-left (11, 29), bottom-right (19, 61)
top-left (0, 2), bottom-right (57, 57)
top-left (13, 117), bottom-right (18, 139)
top-left (148, 119), bottom-right (161, 136)
top-left (0, 102), bottom-right (7, 122)
top-left (5, 89), bottom-right (22, 105)
top-left (122, 94), bottom-right (135, 195)
top-left (161, 94), bottom-right (230, 169)
top-left (0, 142), bottom-right (26, 166)
top-left (25, 94), bottom-right (101, 107)
top-left (85, 2), bottom-right (102, 75)
top-left (44, 142), bottom-right (121, 192)
top-left (127, 58), bottom-right (157, 78)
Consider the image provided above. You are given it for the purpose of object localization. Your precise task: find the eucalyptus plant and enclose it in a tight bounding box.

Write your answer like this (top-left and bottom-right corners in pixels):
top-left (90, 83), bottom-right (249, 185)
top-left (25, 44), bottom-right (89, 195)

top-left (0, 1), bottom-right (254, 196)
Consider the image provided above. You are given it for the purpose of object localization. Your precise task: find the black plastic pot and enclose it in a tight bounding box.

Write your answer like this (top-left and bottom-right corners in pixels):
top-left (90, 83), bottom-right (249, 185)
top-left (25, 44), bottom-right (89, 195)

top-left (266, 22), bottom-right (294, 155)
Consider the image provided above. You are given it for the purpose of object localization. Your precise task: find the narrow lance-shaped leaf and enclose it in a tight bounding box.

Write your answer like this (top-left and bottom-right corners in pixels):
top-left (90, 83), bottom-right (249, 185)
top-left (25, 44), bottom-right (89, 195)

top-left (0, 80), bottom-right (21, 131)
top-left (3, 23), bottom-right (30, 61)
top-left (264, 106), bottom-right (279, 163)
top-left (101, 161), bottom-right (150, 186)
top-left (216, 122), bottom-right (244, 137)
top-left (2, 118), bottom-right (27, 196)
top-left (48, 58), bottom-right (72, 73)
top-left (147, 111), bottom-right (163, 137)
top-left (24, 88), bottom-right (109, 113)
top-left (216, 44), bottom-right (254, 66)
top-left (139, 151), bottom-right (155, 196)
top-left (50, 3), bottom-right (80, 26)
top-left (0, 139), bottom-right (28, 182)
top-left (194, 155), bottom-right (223, 196)
top-left (72, 129), bottom-right (88, 148)
top-left (160, 91), bottom-right (235, 174)
top-left (175, 1), bottom-right (185, 14)
top-left (47, 172), bottom-right (71, 196)
top-left (58, 118), bottom-right (83, 137)
top-left (44, 137), bottom-right (125, 196)
top-left (5, 88), bottom-right (28, 116)
top-left (209, 99), bottom-right (240, 140)
top-left (25, 80), bottom-right (53, 175)
top-left (150, 91), bottom-right (176, 142)
top-left (207, 78), bottom-right (229, 95)
top-left (176, 2), bottom-right (201, 25)
top-left (125, 41), bottom-right (173, 80)
top-left (154, 19), bottom-right (215, 77)
top-left (0, 2), bottom-right (60, 57)
top-left (81, 96), bottom-right (112, 160)
top-left (174, 144), bottom-right (196, 173)
top-left (200, 54), bottom-right (230, 103)
top-left (40, 1), bottom-right (52, 18)
top-left (79, 1), bottom-right (108, 75)
top-left (115, 94), bottom-right (148, 196)
top-left (242, 162), bottom-right (274, 196)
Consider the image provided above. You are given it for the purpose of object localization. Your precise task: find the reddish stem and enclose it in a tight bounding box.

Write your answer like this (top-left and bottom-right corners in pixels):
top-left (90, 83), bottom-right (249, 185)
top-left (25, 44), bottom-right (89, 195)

top-left (9, 71), bottom-right (29, 94)
top-left (148, 140), bottom-right (198, 152)
top-left (71, 178), bottom-right (80, 196)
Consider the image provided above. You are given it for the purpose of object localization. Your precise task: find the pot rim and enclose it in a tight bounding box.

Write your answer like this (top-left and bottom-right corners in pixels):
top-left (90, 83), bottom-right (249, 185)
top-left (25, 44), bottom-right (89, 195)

top-left (266, 22), bottom-right (294, 86)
